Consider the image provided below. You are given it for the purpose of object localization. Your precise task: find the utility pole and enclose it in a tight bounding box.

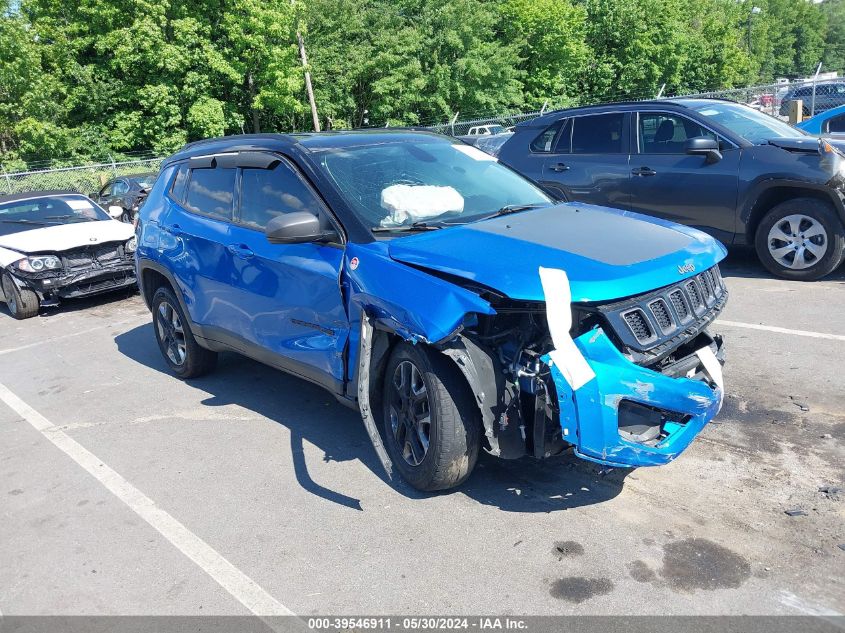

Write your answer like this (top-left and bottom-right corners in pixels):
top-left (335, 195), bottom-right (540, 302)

top-left (297, 32), bottom-right (320, 132)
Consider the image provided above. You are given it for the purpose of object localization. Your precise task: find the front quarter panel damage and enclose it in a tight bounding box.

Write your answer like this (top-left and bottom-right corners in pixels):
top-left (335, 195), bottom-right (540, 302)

top-left (342, 242), bottom-right (495, 390)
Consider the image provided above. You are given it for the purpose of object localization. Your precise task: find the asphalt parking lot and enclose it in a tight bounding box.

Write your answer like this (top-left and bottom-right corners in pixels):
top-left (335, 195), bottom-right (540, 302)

top-left (0, 250), bottom-right (843, 617)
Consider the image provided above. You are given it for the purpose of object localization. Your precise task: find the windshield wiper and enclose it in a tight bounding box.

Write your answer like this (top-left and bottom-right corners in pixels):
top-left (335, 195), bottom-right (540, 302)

top-left (371, 221), bottom-right (447, 233)
top-left (0, 219), bottom-right (56, 226)
top-left (45, 214), bottom-right (95, 222)
top-left (482, 203), bottom-right (547, 220)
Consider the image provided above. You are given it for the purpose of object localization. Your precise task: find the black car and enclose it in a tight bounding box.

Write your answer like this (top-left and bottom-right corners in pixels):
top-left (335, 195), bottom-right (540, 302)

top-left (95, 173), bottom-right (157, 223)
top-left (779, 81), bottom-right (845, 117)
top-left (497, 98), bottom-right (845, 280)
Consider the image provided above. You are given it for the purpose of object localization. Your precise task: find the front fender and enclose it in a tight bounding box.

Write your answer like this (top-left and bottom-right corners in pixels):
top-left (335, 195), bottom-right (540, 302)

top-left (343, 242), bottom-right (494, 389)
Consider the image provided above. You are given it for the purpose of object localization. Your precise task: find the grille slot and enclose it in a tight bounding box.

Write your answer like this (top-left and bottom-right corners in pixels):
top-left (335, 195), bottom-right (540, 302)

top-left (648, 299), bottom-right (673, 332)
top-left (668, 289), bottom-right (690, 322)
top-left (685, 279), bottom-right (704, 313)
top-left (623, 309), bottom-right (655, 343)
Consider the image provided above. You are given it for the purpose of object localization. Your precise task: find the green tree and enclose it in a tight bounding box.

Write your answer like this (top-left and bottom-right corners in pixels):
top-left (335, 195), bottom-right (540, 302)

top-left (821, 0), bottom-right (845, 72)
top-left (500, 0), bottom-right (589, 107)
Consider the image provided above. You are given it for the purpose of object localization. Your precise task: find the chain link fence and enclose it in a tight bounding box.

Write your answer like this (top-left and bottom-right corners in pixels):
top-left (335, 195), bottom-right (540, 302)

top-left (3, 74), bottom-right (842, 194)
top-left (1, 157), bottom-right (164, 197)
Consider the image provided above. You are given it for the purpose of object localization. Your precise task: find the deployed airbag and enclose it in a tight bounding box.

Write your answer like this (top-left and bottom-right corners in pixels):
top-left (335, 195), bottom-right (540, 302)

top-left (380, 184), bottom-right (464, 227)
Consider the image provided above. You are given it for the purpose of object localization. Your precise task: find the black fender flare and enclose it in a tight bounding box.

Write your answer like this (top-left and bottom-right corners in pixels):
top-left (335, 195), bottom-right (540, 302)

top-left (740, 178), bottom-right (845, 244)
top-left (137, 259), bottom-right (193, 323)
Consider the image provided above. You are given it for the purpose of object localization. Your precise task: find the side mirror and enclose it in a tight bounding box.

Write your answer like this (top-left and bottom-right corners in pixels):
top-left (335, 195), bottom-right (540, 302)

top-left (107, 205), bottom-right (124, 219)
top-left (264, 211), bottom-right (338, 244)
top-left (685, 137), bottom-right (722, 164)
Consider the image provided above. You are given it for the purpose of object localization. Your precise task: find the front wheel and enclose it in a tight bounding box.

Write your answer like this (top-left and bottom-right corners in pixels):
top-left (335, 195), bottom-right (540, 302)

top-left (2, 273), bottom-right (39, 320)
top-left (151, 286), bottom-right (217, 378)
top-left (381, 343), bottom-right (480, 492)
top-left (755, 198), bottom-right (845, 280)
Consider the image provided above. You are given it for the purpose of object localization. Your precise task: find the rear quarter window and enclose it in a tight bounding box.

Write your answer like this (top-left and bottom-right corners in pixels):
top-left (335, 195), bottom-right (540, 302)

top-left (170, 164), bottom-right (189, 203)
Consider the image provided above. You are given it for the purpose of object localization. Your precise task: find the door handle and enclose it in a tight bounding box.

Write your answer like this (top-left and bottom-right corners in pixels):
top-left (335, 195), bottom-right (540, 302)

top-left (549, 162), bottom-right (570, 172)
top-left (164, 223), bottom-right (183, 236)
top-left (227, 244), bottom-right (254, 259)
top-left (632, 167), bottom-right (657, 177)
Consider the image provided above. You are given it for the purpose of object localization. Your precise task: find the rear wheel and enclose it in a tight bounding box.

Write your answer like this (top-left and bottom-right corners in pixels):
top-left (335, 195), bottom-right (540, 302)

top-left (755, 198), bottom-right (845, 280)
top-left (2, 273), bottom-right (39, 320)
top-left (381, 342), bottom-right (480, 491)
top-left (151, 286), bottom-right (217, 378)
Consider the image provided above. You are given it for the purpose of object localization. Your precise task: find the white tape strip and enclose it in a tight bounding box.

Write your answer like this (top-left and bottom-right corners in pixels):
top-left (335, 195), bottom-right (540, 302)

top-left (539, 267), bottom-right (596, 390)
top-left (695, 345), bottom-right (724, 408)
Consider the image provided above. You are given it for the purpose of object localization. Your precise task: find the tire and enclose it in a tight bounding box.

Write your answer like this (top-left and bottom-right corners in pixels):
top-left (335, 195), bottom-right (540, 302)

top-left (151, 286), bottom-right (217, 378)
top-left (2, 273), bottom-right (40, 320)
top-left (381, 342), bottom-right (480, 491)
top-left (120, 210), bottom-right (132, 223)
top-left (754, 198), bottom-right (845, 281)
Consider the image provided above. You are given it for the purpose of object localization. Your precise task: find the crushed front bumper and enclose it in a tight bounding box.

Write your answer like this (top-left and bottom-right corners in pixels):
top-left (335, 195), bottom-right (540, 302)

top-left (11, 265), bottom-right (137, 305)
top-left (546, 327), bottom-right (724, 468)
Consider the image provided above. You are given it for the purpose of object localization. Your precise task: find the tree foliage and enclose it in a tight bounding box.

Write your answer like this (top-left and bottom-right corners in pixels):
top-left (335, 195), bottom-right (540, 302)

top-left (0, 0), bottom-right (842, 167)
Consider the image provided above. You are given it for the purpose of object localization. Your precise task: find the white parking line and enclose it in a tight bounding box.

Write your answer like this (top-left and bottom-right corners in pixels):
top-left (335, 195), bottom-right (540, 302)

top-left (0, 381), bottom-right (294, 617)
top-left (718, 319), bottom-right (845, 342)
top-left (0, 319), bottom-right (146, 357)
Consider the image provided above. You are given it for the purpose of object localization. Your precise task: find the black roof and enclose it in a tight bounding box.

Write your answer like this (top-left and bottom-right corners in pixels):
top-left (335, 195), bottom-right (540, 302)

top-left (517, 97), bottom-right (738, 128)
top-left (165, 129), bottom-right (450, 166)
top-left (0, 190), bottom-right (88, 205)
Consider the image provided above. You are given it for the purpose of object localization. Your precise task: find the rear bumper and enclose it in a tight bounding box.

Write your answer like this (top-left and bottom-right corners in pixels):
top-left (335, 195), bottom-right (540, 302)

top-left (547, 328), bottom-right (724, 468)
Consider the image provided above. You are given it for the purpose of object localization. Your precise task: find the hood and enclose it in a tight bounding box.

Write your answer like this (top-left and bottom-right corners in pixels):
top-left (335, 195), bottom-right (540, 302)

top-left (766, 136), bottom-right (845, 154)
top-left (387, 203), bottom-right (727, 303)
top-left (0, 219), bottom-right (134, 255)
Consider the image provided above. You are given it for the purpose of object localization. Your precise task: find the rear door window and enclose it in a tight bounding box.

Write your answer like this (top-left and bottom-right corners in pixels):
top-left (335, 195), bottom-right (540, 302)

top-left (570, 113), bottom-right (625, 154)
top-left (184, 168), bottom-right (236, 221)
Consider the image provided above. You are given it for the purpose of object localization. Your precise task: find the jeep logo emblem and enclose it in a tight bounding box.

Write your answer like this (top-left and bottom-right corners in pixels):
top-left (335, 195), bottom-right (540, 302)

top-left (678, 262), bottom-right (695, 274)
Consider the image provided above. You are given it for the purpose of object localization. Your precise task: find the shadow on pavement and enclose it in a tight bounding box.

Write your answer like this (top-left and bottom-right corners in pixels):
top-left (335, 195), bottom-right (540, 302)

top-left (115, 322), bottom-right (627, 513)
top-left (719, 247), bottom-right (845, 282)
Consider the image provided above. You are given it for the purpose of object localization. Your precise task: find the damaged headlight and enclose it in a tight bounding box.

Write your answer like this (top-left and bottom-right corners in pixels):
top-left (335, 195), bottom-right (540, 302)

top-left (125, 237), bottom-right (137, 253)
top-left (16, 255), bottom-right (61, 273)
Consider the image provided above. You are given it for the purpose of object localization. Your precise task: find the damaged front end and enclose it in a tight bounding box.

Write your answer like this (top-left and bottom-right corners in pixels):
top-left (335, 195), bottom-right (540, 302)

top-left (5, 243), bottom-right (137, 307)
top-left (444, 265), bottom-right (727, 469)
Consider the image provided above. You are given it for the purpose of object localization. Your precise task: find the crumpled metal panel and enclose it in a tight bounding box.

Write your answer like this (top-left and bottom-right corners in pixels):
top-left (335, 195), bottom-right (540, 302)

top-left (545, 327), bottom-right (721, 468)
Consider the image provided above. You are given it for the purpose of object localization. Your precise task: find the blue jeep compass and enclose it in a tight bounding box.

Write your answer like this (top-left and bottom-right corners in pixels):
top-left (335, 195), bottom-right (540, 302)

top-left (137, 131), bottom-right (728, 491)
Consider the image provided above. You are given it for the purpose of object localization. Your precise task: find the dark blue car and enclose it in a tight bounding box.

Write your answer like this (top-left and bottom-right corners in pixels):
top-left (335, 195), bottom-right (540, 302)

top-left (497, 99), bottom-right (845, 281)
top-left (136, 131), bottom-right (727, 491)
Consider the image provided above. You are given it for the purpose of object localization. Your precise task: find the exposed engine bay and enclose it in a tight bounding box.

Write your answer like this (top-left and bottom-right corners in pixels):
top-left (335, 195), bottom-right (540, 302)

top-left (439, 265), bottom-right (727, 465)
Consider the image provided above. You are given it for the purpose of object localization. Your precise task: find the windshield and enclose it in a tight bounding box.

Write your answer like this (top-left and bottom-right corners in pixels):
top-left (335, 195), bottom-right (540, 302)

top-left (0, 195), bottom-right (110, 237)
top-left (314, 138), bottom-right (551, 232)
top-left (689, 102), bottom-right (805, 144)
top-left (135, 175), bottom-right (157, 189)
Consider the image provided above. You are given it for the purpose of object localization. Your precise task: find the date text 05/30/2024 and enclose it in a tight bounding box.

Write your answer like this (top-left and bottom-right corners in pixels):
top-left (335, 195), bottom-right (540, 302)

top-left (307, 617), bottom-right (528, 630)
